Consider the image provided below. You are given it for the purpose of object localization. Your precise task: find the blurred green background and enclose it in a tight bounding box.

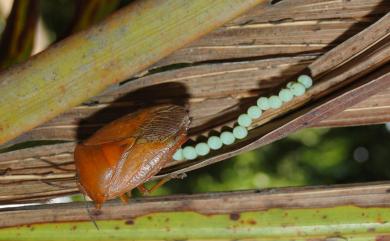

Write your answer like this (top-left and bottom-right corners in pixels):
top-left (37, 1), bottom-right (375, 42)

top-left (0, 0), bottom-right (389, 200)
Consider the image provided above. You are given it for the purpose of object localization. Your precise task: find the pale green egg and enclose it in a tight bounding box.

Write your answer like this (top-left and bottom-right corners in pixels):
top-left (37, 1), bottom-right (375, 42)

top-left (172, 148), bottom-right (184, 161)
top-left (291, 83), bottom-right (306, 96)
top-left (269, 95), bottom-right (282, 109)
top-left (247, 106), bottom-right (262, 119)
top-left (183, 146), bottom-right (197, 160)
top-left (233, 126), bottom-right (248, 139)
top-left (257, 97), bottom-right (270, 110)
top-left (220, 131), bottom-right (235, 145)
top-left (279, 88), bottom-right (293, 102)
top-left (195, 142), bottom-right (210, 156)
top-left (297, 75), bottom-right (313, 88)
top-left (208, 136), bottom-right (223, 150)
top-left (238, 114), bottom-right (252, 127)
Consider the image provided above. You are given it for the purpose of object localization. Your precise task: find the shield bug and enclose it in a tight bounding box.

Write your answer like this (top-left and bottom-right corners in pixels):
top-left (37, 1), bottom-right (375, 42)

top-left (74, 105), bottom-right (190, 208)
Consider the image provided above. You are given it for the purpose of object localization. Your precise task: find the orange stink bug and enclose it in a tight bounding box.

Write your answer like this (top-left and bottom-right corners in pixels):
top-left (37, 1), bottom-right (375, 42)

top-left (74, 105), bottom-right (190, 208)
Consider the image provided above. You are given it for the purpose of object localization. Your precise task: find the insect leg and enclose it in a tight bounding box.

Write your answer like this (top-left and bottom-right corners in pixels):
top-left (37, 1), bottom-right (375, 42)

top-left (119, 194), bottom-right (129, 204)
top-left (148, 177), bottom-right (171, 193)
top-left (137, 184), bottom-right (150, 195)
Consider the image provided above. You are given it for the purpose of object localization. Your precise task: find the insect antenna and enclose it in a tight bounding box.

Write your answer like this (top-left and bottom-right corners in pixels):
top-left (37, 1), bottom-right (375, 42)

top-left (83, 194), bottom-right (100, 230)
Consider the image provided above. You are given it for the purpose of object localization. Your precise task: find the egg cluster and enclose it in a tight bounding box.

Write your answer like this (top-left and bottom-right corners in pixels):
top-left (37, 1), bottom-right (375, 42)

top-left (172, 75), bottom-right (313, 161)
